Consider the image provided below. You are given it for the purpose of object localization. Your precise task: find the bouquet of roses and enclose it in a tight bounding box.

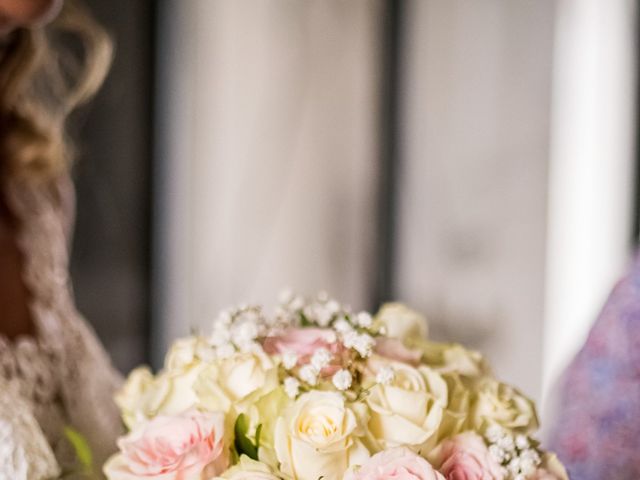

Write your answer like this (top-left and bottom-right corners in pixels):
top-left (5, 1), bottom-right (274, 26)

top-left (104, 291), bottom-right (568, 480)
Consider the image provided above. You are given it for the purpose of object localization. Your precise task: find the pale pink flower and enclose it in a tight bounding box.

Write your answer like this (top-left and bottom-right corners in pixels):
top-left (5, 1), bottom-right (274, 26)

top-left (345, 447), bottom-right (445, 480)
top-left (435, 432), bottom-right (504, 480)
top-left (103, 409), bottom-right (228, 480)
top-left (529, 454), bottom-right (569, 480)
top-left (262, 328), bottom-right (344, 373)
top-left (374, 337), bottom-right (423, 365)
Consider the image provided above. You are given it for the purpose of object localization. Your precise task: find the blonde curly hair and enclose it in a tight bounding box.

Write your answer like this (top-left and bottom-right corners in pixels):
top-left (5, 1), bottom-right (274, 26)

top-left (0, 0), bottom-right (112, 180)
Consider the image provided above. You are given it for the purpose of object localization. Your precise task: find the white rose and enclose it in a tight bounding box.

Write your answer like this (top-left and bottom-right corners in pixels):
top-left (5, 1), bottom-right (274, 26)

top-left (215, 456), bottom-right (280, 480)
top-left (116, 363), bottom-right (204, 429)
top-left (194, 349), bottom-right (278, 414)
top-left (274, 391), bottom-right (370, 480)
top-left (408, 340), bottom-right (490, 378)
top-left (436, 373), bottom-right (471, 441)
top-left (365, 358), bottom-right (447, 452)
top-left (115, 367), bottom-right (154, 428)
top-left (165, 335), bottom-right (216, 371)
top-left (470, 378), bottom-right (539, 435)
top-left (375, 303), bottom-right (427, 341)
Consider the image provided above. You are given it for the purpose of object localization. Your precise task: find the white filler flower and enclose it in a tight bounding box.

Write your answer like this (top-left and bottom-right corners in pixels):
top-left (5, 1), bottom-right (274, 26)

top-left (284, 377), bottom-right (300, 398)
top-left (310, 348), bottom-right (332, 371)
top-left (375, 366), bottom-right (395, 385)
top-left (355, 311), bottom-right (373, 328)
top-left (282, 351), bottom-right (298, 370)
top-left (344, 332), bottom-right (375, 358)
top-left (332, 369), bottom-right (353, 391)
top-left (299, 365), bottom-right (318, 386)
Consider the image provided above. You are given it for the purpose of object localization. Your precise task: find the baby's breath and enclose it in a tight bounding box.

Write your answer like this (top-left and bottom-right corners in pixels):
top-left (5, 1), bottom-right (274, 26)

top-left (484, 425), bottom-right (542, 480)
top-left (332, 369), bottom-right (353, 391)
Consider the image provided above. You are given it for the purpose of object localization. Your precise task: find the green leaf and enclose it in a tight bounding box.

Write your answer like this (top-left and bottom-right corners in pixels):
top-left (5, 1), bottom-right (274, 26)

top-left (63, 426), bottom-right (93, 472)
top-left (230, 446), bottom-right (239, 465)
top-left (234, 414), bottom-right (261, 460)
top-left (300, 313), bottom-right (313, 327)
top-left (255, 423), bottom-right (263, 450)
top-left (235, 413), bottom-right (249, 438)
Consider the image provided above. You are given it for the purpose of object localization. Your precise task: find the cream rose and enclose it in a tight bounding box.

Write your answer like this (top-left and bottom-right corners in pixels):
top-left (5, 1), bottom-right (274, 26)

top-left (165, 335), bottom-right (216, 371)
top-left (104, 409), bottom-right (228, 480)
top-left (365, 358), bottom-right (447, 452)
top-left (215, 456), bottom-right (280, 480)
top-left (115, 367), bottom-right (155, 429)
top-left (194, 348), bottom-right (278, 414)
top-left (436, 373), bottom-right (471, 441)
top-left (274, 391), bottom-right (370, 480)
top-left (374, 337), bottom-right (423, 366)
top-left (116, 365), bottom-right (204, 429)
top-left (407, 340), bottom-right (490, 378)
top-left (115, 336), bottom-right (218, 429)
top-left (469, 379), bottom-right (538, 435)
top-left (375, 303), bottom-right (428, 341)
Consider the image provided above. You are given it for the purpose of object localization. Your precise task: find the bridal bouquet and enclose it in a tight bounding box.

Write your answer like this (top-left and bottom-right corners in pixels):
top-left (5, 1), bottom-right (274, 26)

top-left (104, 292), bottom-right (568, 480)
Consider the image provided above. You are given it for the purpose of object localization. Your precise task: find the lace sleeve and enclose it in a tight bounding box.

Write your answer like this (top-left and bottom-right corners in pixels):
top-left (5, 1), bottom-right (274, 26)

top-left (5, 174), bottom-right (126, 476)
top-left (0, 381), bottom-right (60, 480)
top-left (48, 175), bottom-right (125, 470)
top-left (58, 309), bottom-right (124, 475)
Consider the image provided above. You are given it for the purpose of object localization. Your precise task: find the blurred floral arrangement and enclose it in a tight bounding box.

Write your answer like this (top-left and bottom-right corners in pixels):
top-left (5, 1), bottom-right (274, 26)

top-left (104, 291), bottom-right (568, 480)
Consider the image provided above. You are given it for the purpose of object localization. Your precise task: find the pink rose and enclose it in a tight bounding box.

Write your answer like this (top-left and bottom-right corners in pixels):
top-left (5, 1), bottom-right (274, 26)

top-left (345, 447), bottom-right (445, 480)
top-left (263, 328), bottom-right (344, 371)
top-left (103, 409), bottom-right (228, 480)
top-left (434, 432), bottom-right (504, 480)
top-left (374, 337), bottom-right (423, 365)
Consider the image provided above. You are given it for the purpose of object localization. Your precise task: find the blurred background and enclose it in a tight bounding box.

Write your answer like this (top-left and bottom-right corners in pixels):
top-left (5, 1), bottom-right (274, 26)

top-left (70, 0), bottom-right (638, 422)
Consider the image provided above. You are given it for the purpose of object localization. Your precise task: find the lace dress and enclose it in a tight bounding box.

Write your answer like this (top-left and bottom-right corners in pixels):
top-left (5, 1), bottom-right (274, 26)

top-left (0, 175), bottom-right (124, 479)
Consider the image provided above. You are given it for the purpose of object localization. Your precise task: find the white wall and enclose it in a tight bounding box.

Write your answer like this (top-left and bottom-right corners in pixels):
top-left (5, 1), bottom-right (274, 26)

top-left (543, 0), bottom-right (636, 402)
top-left (154, 0), bottom-right (638, 410)
top-left (394, 0), bottom-right (637, 406)
top-left (154, 0), bottom-right (382, 359)
top-left (396, 0), bottom-right (556, 401)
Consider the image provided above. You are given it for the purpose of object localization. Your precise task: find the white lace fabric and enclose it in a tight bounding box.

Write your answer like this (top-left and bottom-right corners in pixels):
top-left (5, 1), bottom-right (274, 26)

top-left (0, 175), bottom-right (124, 479)
top-left (0, 378), bottom-right (60, 480)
